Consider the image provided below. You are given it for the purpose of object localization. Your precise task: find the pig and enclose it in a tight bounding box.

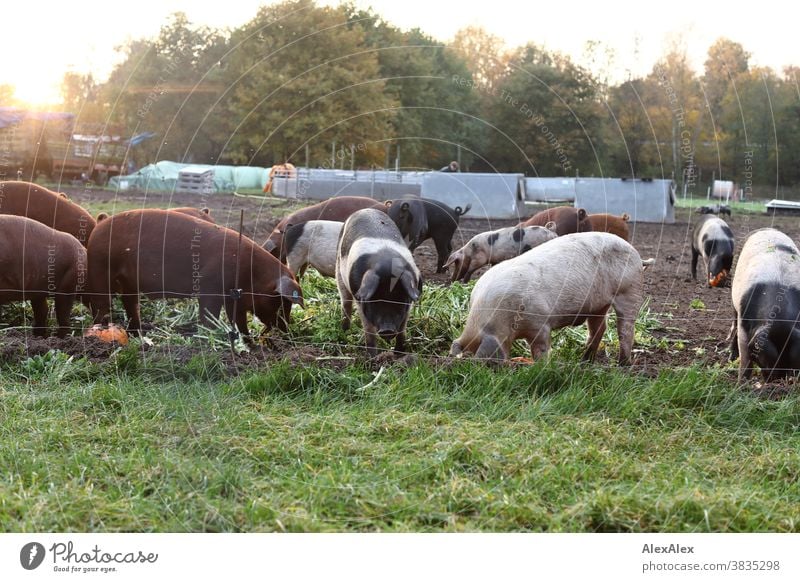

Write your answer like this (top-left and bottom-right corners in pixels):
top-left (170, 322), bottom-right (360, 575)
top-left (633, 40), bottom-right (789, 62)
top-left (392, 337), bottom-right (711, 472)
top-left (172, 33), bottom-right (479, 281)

top-left (519, 205), bottom-right (592, 236)
top-left (0, 180), bottom-right (96, 246)
top-left (336, 208), bottom-right (423, 356)
top-left (87, 209), bottom-right (303, 341)
top-left (450, 232), bottom-right (648, 364)
top-left (171, 207), bottom-right (215, 223)
top-left (263, 196), bottom-right (385, 258)
top-left (730, 228), bottom-right (800, 382)
top-left (280, 220), bottom-right (343, 278)
top-left (0, 215), bottom-right (87, 337)
top-left (691, 215), bottom-right (735, 287)
top-left (585, 212), bottom-right (631, 241)
top-left (696, 204), bottom-right (731, 216)
top-left (95, 207), bottom-right (215, 224)
top-left (444, 222), bottom-right (558, 283)
top-left (386, 198), bottom-right (472, 273)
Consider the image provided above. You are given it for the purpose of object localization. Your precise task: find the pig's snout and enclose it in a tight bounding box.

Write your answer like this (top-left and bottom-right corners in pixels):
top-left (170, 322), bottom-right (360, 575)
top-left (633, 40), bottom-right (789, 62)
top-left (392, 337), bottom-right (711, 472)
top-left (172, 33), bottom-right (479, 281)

top-left (378, 328), bottom-right (399, 339)
top-left (708, 269), bottom-right (729, 288)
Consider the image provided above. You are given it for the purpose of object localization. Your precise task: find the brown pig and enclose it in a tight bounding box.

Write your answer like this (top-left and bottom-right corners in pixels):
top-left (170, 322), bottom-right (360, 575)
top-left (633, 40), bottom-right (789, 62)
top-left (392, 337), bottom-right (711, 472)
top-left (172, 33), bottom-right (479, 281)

top-left (519, 205), bottom-right (592, 236)
top-left (263, 196), bottom-right (386, 258)
top-left (0, 181), bottom-right (96, 246)
top-left (96, 207), bottom-right (215, 224)
top-left (86, 209), bottom-right (303, 341)
top-left (585, 212), bottom-right (631, 241)
top-left (0, 215), bottom-right (87, 337)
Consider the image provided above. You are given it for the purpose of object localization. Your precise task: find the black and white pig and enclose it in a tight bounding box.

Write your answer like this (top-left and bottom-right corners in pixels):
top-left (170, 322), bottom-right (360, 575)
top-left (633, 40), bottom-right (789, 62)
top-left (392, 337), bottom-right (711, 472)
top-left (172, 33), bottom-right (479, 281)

top-left (443, 222), bottom-right (558, 283)
top-left (450, 232), bottom-right (649, 364)
top-left (281, 220), bottom-right (343, 278)
top-left (386, 198), bottom-right (471, 273)
top-left (691, 215), bottom-right (735, 287)
top-left (730, 228), bottom-right (800, 382)
top-left (336, 208), bottom-right (423, 356)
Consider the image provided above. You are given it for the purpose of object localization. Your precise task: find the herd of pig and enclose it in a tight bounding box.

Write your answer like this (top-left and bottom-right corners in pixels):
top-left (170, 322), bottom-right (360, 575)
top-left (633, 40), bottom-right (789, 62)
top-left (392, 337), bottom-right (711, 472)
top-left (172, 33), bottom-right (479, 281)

top-left (0, 180), bottom-right (798, 383)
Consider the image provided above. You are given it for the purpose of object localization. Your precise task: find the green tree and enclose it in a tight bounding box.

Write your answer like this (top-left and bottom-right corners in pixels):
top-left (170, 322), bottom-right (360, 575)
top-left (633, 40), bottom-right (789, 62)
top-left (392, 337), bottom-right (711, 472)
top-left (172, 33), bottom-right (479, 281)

top-left (60, 72), bottom-right (107, 127)
top-left (702, 38), bottom-right (750, 125)
top-left (103, 13), bottom-right (229, 166)
top-left (485, 44), bottom-right (605, 176)
top-left (605, 78), bottom-right (661, 178)
top-left (347, 8), bottom-right (482, 170)
top-left (222, 0), bottom-right (394, 167)
top-left (719, 67), bottom-right (782, 188)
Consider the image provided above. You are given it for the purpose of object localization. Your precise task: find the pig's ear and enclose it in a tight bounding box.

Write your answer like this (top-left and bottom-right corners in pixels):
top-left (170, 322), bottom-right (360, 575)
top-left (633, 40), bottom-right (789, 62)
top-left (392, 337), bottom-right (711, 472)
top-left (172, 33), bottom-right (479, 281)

top-left (544, 221), bottom-right (557, 232)
top-left (400, 271), bottom-right (421, 302)
top-left (277, 275), bottom-right (304, 306)
top-left (384, 200), bottom-right (393, 207)
top-left (96, 212), bottom-right (109, 222)
top-left (577, 208), bottom-right (587, 220)
top-left (443, 250), bottom-right (462, 268)
top-left (400, 202), bottom-right (410, 215)
top-left (355, 270), bottom-right (381, 301)
top-left (622, 212), bottom-right (630, 221)
top-left (201, 207), bottom-right (211, 215)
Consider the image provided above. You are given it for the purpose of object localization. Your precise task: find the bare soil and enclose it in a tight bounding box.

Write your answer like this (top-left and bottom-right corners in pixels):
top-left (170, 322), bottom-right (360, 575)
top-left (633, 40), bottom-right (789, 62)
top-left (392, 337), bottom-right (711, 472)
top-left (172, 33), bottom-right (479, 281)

top-left (2, 188), bottom-right (798, 390)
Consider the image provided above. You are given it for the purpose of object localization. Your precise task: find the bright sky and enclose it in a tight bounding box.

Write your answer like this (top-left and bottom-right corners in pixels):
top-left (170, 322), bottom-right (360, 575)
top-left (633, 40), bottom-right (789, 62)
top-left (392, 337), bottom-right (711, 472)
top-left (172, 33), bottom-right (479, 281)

top-left (3, 0), bottom-right (798, 106)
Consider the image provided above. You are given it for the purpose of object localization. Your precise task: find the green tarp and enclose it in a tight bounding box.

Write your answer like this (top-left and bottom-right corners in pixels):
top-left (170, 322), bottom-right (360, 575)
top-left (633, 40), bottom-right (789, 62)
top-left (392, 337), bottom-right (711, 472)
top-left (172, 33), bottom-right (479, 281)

top-left (108, 161), bottom-right (270, 193)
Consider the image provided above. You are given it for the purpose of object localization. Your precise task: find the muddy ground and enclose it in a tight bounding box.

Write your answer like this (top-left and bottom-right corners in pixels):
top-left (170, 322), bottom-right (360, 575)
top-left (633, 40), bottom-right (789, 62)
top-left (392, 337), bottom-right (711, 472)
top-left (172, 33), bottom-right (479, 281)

top-left (2, 187), bottom-right (799, 391)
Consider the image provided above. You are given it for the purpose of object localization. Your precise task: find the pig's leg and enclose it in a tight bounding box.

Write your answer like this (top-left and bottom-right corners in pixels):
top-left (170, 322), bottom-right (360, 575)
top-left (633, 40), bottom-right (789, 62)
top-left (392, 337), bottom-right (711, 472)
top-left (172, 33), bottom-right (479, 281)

top-left (277, 298), bottom-right (292, 332)
top-left (583, 313), bottom-right (608, 361)
top-left (364, 325), bottom-right (379, 358)
top-left (121, 294), bottom-right (142, 335)
top-left (199, 295), bottom-right (224, 328)
top-left (691, 247), bottom-right (699, 280)
top-left (613, 292), bottom-right (640, 366)
top-left (91, 293), bottom-right (112, 325)
top-left (434, 236), bottom-right (450, 273)
top-left (54, 294), bottom-right (75, 338)
top-left (30, 296), bottom-right (49, 337)
top-left (340, 288), bottom-right (353, 331)
top-left (728, 321), bottom-right (739, 361)
top-left (236, 306), bottom-right (254, 345)
top-left (394, 331), bottom-right (407, 354)
top-left (737, 323), bottom-right (752, 381)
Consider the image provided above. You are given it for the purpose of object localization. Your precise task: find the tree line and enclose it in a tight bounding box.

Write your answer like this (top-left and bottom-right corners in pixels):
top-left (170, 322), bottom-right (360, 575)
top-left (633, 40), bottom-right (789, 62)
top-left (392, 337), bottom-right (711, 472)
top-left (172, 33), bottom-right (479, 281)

top-left (36, 0), bottom-right (800, 193)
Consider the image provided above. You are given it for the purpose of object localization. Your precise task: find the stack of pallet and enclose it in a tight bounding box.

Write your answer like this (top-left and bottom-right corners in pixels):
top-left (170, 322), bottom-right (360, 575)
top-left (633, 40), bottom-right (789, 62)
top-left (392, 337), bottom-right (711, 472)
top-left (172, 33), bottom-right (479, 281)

top-left (176, 166), bottom-right (215, 195)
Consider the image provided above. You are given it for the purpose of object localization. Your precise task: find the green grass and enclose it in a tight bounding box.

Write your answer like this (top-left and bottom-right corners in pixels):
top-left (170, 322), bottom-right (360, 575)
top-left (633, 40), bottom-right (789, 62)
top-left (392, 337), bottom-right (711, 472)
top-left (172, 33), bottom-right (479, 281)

top-left (675, 197), bottom-right (767, 214)
top-left (1, 272), bottom-right (799, 532)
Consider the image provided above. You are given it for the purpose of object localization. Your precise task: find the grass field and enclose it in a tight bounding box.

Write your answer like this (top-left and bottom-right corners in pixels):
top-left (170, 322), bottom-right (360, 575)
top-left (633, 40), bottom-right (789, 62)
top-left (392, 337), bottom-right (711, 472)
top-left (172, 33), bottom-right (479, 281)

top-left (1, 272), bottom-right (799, 532)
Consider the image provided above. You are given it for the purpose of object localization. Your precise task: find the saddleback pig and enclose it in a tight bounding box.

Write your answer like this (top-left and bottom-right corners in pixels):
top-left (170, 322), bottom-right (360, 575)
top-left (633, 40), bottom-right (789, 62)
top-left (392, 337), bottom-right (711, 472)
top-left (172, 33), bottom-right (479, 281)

top-left (336, 208), bottom-right (423, 357)
top-left (264, 196), bottom-right (385, 258)
top-left (730, 228), bottom-right (800, 382)
top-left (281, 220), bottom-right (342, 279)
top-left (691, 215), bottom-right (734, 287)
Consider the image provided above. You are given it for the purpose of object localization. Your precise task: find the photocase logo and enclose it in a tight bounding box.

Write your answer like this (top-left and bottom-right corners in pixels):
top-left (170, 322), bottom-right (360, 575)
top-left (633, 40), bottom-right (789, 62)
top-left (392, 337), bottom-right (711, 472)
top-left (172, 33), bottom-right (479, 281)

top-left (20, 542), bottom-right (46, 570)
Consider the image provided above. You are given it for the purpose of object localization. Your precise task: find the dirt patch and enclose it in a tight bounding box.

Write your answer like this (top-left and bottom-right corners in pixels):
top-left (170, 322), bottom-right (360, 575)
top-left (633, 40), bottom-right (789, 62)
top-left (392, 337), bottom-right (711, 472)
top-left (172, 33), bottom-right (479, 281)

top-left (0, 329), bottom-right (119, 364)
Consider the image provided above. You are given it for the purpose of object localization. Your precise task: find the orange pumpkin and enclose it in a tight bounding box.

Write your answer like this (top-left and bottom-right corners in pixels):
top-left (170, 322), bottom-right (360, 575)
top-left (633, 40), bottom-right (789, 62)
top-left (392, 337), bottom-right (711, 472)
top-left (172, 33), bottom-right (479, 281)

top-left (84, 324), bottom-right (129, 345)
